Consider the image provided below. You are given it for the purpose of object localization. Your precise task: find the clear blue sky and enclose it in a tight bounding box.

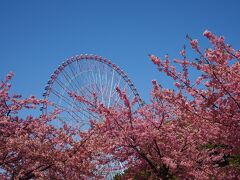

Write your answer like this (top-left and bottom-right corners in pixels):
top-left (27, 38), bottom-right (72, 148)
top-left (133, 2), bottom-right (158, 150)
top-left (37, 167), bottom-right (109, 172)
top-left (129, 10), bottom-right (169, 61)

top-left (1, 0), bottom-right (240, 103)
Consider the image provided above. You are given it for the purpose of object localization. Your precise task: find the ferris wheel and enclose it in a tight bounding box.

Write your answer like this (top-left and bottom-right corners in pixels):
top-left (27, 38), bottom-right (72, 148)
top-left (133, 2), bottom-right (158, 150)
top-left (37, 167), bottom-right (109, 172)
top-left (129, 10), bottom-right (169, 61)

top-left (41, 54), bottom-right (144, 130)
top-left (41, 54), bottom-right (144, 178)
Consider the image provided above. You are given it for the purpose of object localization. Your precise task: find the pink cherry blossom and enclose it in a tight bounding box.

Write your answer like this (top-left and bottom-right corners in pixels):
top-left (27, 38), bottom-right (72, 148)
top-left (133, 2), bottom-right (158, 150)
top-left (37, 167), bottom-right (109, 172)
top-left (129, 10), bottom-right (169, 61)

top-left (190, 39), bottom-right (198, 49)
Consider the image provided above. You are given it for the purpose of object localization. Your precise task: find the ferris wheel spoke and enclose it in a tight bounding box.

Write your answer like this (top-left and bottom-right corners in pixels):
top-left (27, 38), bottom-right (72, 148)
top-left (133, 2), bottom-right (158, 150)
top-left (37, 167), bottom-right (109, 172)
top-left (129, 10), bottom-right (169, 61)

top-left (92, 61), bottom-right (103, 99)
top-left (105, 65), bottom-right (111, 105)
top-left (90, 69), bottom-right (98, 94)
top-left (113, 81), bottom-right (129, 107)
top-left (100, 63), bottom-right (107, 106)
top-left (98, 65), bottom-right (105, 104)
top-left (70, 73), bottom-right (94, 100)
top-left (53, 80), bottom-right (88, 107)
top-left (51, 90), bottom-right (85, 115)
top-left (68, 62), bottom-right (86, 92)
top-left (56, 71), bottom-right (96, 101)
top-left (94, 70), bottom-right (102, 95)
top-left (108, 75), bottom-right (122, 107)
top-left (51, 89), bottom-right (74, 105)
top-left (80, 66), bottom-right (96, 95)
top-left (66, 111), bottom-right (85, 124)
top-left (51, 88), bottom-right (101, 121)
top-left (54, 100), bottom-right (101, 124)
top-left (89, 75), bottom-right (102, 101)
top-left (54, 102), bottom-right (92, 121)
top-left (53, 107), bottom-right (87, 125)
top-left (107, 69), bottom-right (115, 108)
top-left (55, 78), bottom-right (80, 97)
top-left (54, 103), bottom-right (94, 125)
top-left (61, 67), bottom-right (88, 95)
top-left (95, 67), bottom-right (104, 103)
top-left (86, 59), bottom-right (94, 89)
top-left (68, 60), bottom-right (79, 77)
top-left (60, 69), bottom-right (81, 94)
top-left (57, 115), bottom-right (90, 130)
top-left (79, 77), bottom-right (97, 98)
top-left (112, 77), bottom-right (123, 105)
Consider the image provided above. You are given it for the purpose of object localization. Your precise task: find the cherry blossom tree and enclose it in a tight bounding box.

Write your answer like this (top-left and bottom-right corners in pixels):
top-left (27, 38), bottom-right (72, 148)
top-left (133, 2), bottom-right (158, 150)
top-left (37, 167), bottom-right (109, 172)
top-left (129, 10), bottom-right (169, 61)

top-left (73, 30), bottom-right (240, 179)
top-left (0, 73), bottom-right (100, 179)
top-left (1, 30), bottom-right (239, 179)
